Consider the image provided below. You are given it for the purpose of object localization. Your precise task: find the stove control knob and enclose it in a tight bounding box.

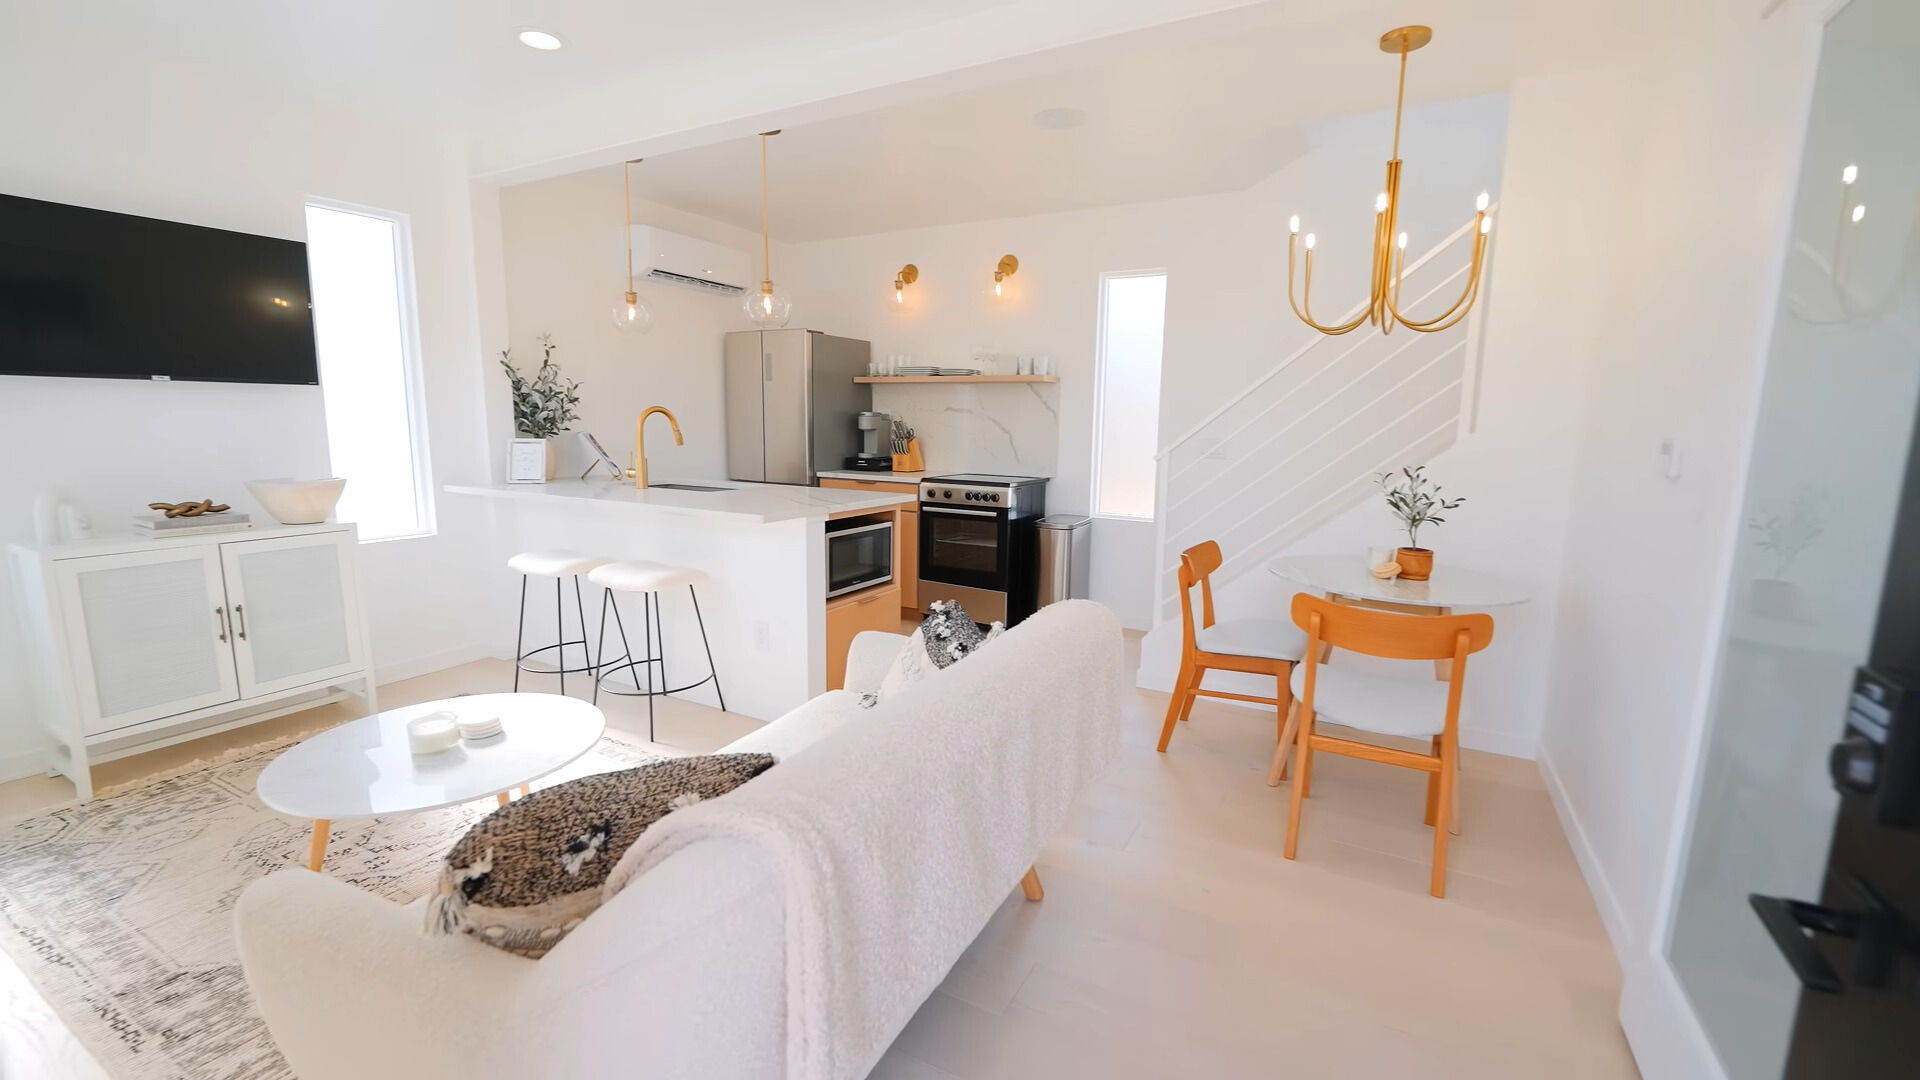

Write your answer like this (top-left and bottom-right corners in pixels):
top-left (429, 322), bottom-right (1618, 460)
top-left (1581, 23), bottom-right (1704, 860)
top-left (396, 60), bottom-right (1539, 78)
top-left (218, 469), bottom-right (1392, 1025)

top-left (943, 489), bottom-right (953, 499)
top-left (989, 493), bottom-right (1001, 503)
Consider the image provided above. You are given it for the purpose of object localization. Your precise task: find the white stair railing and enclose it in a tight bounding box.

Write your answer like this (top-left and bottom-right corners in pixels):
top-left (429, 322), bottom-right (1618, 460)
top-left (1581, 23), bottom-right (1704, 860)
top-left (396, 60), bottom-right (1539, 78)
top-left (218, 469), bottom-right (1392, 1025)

top-left (1151, 210), bottom-right (1493, 622)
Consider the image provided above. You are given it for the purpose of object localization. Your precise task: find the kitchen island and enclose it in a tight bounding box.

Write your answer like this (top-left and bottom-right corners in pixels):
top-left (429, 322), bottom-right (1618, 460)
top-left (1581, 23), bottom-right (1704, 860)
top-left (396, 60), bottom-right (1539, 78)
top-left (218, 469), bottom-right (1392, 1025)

top-left (446, 478), bottom-right (911, 723)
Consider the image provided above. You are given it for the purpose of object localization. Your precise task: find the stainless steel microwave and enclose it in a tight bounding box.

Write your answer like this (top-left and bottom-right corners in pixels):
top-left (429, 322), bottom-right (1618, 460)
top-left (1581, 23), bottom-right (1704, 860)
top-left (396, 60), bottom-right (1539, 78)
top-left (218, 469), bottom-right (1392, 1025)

top-left (826, 518), bottom-right (893, 598)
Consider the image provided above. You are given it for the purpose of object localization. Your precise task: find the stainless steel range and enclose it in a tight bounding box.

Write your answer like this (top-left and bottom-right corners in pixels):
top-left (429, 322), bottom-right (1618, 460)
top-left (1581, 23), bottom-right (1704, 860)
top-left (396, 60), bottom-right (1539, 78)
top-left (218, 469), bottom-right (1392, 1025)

top-left (917, 474), bottom-right (1048, 625)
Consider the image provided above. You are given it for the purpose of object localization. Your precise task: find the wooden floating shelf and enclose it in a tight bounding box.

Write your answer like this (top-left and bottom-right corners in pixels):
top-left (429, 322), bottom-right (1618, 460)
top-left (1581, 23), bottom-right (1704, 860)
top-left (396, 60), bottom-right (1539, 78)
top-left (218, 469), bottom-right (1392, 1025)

top-left (853, 375), bottom-right (1060, 384)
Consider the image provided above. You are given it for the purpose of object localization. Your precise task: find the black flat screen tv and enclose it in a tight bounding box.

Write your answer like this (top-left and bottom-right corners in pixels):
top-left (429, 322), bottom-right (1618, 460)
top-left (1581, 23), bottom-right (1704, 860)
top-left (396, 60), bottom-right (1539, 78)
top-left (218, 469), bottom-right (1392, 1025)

top-left (0, 192), bottom-right (318, 384)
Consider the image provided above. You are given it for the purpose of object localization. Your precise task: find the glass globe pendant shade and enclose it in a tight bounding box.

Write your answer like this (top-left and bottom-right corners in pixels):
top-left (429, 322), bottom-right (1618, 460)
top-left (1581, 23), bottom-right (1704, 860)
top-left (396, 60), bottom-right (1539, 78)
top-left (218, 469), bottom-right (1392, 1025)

top-left (743, 282), bottom-right (793, 328)
top-left (612, 289), bottom-right (654, 333)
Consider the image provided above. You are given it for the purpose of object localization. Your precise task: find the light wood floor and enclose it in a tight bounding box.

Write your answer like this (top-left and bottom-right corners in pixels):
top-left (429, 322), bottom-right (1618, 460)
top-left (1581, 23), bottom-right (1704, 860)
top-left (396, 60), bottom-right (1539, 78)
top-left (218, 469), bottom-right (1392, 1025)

top-left (0, 634), bottom-right (1638, 1079)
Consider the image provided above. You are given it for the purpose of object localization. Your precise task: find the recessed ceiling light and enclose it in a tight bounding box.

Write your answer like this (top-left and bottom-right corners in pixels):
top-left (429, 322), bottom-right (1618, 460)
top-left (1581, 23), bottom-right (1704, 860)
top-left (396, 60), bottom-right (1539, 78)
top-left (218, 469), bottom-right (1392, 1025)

top-left (517, 29), bottom-right (565, 51)
top-left (1032, 107), bottom-right (1088, 130)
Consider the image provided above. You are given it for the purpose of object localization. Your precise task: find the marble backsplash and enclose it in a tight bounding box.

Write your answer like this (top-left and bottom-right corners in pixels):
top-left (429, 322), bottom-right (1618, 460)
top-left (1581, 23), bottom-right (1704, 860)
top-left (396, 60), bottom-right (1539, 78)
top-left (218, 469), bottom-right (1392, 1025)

top-left (871, 382), bottom-right (1059, 477)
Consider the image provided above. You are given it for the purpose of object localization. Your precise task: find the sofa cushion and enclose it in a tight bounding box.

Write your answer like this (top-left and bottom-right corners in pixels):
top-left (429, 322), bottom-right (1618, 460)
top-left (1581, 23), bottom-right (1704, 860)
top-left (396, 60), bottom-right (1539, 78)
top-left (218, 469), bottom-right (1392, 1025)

top-left (873, 600), bottom-right (1003, 704)
top-left (424, 753), bottom-right (775, 957)
top-left (718, 689), bottom-right (869, 760)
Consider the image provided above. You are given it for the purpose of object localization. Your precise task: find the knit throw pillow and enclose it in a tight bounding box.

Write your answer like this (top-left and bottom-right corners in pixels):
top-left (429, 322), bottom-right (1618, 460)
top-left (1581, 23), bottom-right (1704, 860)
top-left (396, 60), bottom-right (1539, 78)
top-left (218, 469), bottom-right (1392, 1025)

top-left (867, 599), bottom-right (1004, 705)
top-left (424, 752), bottom-right (775, 957)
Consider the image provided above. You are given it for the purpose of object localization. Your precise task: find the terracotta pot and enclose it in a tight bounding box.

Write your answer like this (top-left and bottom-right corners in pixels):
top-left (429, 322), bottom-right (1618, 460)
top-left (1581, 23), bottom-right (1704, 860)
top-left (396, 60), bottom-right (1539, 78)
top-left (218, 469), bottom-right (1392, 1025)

top-left (1395, 547), bottom-right (1433, 580)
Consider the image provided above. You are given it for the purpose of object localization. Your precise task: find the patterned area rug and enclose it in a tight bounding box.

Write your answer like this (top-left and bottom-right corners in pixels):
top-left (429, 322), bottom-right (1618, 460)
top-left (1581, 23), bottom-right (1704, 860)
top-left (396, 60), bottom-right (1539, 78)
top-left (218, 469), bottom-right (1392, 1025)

top-left (0, 726), bottom-right (665, 1079)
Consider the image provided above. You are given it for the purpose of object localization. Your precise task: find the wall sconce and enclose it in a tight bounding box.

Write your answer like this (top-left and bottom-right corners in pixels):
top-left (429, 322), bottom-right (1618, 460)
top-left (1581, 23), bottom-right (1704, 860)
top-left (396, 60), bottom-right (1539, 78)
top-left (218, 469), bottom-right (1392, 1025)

top-left (894, 264), bottom-right (918, 304)
top-left (993, 255), bottom-right (1019, 297)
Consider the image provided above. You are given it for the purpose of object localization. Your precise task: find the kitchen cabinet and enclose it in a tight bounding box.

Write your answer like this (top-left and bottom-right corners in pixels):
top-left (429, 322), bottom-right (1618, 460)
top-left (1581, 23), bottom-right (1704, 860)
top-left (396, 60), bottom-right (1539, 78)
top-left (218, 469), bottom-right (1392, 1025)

top-left (820, 478), bottom-right (920, 614)
top-left (825, 583), bottom-right (902, 691)
top-left (9, 523), bottom-right (374, 799)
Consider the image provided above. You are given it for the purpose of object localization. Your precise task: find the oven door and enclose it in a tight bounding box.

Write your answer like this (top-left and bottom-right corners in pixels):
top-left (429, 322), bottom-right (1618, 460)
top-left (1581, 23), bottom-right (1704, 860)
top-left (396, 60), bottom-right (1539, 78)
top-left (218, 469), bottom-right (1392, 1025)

top-left (825, 520), bottom-right (893, 598)
top-left (919, 505), bottom-right (1008, 591)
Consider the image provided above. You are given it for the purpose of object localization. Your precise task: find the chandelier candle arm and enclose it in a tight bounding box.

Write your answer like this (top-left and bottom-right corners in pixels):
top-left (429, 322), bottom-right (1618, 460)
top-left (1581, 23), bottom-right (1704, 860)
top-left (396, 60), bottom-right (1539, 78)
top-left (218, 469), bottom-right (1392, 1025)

top-left (1283, 24), bottom-right (1491, 337)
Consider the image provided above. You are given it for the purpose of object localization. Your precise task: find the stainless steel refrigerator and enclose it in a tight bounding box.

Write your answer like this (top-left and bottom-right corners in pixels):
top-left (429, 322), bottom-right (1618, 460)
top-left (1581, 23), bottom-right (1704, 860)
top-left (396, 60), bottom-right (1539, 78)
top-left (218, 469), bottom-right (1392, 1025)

top-left (723, 328), bottom-right (870, 485)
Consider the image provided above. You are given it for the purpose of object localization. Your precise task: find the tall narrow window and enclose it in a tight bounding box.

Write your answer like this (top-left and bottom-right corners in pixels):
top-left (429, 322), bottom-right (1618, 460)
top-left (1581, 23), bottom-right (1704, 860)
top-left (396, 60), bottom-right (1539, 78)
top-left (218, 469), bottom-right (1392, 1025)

top-left (303, 200), bottom-right (432, 542)
top-left (1092, 271), bottom-right (1168, 519)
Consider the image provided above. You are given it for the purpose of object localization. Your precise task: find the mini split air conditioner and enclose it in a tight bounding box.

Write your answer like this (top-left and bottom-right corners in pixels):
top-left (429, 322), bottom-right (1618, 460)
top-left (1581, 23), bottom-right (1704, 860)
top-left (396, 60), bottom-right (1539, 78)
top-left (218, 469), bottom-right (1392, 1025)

top-left (629, 226), bottom-right (751, 295)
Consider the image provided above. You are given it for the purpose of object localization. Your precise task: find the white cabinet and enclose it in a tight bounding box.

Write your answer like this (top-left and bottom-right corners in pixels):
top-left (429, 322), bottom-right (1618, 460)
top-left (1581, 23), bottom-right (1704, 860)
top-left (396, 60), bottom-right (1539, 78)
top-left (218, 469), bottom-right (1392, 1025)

top-left (56, 546), bottom-right (240, 735)
top-left (9, 523), bottom-right (374, 799)
top-left (219, 532), bottom-right (362, 697)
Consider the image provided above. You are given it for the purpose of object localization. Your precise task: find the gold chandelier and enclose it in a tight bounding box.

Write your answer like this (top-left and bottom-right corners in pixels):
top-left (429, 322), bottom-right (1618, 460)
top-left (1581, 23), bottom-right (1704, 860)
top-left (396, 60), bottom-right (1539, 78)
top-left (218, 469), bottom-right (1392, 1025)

top-left (1287, 25), bottom-right (1492, 337)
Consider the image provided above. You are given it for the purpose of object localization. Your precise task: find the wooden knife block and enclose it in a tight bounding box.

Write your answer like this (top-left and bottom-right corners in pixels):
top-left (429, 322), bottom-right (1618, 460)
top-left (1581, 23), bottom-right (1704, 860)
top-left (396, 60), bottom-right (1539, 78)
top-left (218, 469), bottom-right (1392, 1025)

top-left (893, 438), bottom-right (924, 473)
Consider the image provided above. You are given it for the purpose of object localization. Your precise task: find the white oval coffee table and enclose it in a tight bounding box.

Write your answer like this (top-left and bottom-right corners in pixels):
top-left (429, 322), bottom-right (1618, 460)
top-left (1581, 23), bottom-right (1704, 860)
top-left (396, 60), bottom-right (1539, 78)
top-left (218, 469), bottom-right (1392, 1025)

top-left (258, 693), bottom-right (605, 871)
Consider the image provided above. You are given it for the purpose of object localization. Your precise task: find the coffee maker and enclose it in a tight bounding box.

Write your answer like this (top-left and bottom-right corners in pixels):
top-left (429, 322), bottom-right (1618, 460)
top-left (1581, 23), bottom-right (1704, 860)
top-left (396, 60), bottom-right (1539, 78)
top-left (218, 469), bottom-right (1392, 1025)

top-left (844, 411), bottom-right (894, 471)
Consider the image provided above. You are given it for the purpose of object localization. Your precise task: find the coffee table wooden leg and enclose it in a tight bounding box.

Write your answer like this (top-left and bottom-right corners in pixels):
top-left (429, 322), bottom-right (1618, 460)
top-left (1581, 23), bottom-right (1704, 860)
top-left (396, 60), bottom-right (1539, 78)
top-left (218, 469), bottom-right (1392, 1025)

top-left (496, 792), bottom-right (510, 807)
top-left (307, 820), bottom-right (329, 872)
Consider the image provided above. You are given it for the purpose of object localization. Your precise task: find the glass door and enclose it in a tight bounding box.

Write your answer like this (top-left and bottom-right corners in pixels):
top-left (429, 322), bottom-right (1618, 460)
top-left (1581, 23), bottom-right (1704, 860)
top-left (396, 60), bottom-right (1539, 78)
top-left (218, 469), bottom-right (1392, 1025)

top-left (1664, 0), bottom-right (1920, 1074)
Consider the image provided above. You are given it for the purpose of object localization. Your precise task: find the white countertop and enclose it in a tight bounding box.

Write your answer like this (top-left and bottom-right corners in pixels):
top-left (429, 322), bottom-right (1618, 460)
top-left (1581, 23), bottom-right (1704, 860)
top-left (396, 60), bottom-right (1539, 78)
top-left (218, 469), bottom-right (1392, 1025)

top-left (814, 469), bottom-right (926, 483)
top-left (443, 478), bottom-right (912, 524)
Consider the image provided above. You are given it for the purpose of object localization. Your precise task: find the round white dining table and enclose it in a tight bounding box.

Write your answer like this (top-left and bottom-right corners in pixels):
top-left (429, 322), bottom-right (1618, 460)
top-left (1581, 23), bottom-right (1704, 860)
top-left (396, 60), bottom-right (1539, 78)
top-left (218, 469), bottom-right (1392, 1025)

top-left (1266, 553), bottom-right (1532, 611)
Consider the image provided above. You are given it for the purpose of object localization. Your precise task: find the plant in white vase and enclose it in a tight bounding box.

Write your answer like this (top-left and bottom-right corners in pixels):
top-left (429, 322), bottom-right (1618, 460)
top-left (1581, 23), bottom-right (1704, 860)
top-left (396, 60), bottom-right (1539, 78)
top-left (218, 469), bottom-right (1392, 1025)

top-left (1375, 465), bottom-right (1465, 581)
top-left (499, 334), bottom-right (581, 480)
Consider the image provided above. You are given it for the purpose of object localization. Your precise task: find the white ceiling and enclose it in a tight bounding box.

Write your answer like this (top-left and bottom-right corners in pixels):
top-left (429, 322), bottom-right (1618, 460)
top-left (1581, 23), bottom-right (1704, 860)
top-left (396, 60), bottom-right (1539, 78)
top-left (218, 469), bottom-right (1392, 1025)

top-left (5, 0), bottom-right (1009, 132)
top-left (622, 1), bottom-right (1517, 241)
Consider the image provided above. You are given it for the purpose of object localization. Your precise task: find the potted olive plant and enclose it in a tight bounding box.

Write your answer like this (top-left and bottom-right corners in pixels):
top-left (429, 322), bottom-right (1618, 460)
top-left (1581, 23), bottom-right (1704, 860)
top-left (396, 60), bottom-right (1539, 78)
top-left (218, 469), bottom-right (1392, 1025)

top-left (1376, 466), bottom-right (1464, 581)
top-left (499, 334), bottom-right (581, 481)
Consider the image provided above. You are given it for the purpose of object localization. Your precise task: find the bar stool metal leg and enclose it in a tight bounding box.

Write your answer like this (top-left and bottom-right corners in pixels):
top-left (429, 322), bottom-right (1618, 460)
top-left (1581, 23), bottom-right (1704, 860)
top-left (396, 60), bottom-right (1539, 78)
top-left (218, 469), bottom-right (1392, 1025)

top-left (690, 584), bottom-right (726, 711)
top-left (512, 576), bottom-right (528, 692)
top-left (641, 590), bottom-right (656, 737)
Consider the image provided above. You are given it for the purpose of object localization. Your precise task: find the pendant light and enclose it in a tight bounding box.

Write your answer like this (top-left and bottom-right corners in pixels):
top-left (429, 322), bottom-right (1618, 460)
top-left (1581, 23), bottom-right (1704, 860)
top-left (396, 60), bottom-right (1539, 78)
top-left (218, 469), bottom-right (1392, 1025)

top-left (743, 130), bottom-right (793, 328)
top-left (612, 159), bottom-right (655, 333)
top-left (1286, 26), bottom-right (1492, 337)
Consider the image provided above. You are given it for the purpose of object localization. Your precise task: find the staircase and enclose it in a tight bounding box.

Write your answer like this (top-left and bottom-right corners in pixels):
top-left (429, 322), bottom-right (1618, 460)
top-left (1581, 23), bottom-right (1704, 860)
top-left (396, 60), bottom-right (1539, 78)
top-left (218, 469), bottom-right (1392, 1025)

top-left (1150, 211), bottom-right (1493, 622)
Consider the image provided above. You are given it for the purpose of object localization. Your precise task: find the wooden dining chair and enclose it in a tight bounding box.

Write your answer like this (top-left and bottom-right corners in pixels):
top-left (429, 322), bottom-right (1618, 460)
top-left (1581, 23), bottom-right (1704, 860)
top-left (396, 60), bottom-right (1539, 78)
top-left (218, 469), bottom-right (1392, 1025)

top-left (1157, 541), bottom-right (1309, 754)
top-left (1276, 593), bottom-right (1493, 898)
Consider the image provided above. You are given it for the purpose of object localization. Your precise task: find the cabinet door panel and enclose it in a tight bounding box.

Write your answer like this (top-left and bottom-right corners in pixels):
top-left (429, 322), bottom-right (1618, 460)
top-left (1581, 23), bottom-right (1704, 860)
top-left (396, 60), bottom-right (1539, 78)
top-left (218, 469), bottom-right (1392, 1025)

top-left (221, 533), bottom-right (364, 697)
top-left (57, 548), bottom-right (239, 734)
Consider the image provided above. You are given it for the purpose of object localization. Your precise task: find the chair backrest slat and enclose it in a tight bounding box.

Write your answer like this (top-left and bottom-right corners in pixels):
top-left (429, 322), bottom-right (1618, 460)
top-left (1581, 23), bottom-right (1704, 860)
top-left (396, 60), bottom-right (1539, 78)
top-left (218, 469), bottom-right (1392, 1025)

top-left (1289, 594), bottom-right (1493, 661)
top-left (1175, 541), bottom-right (1224, 644)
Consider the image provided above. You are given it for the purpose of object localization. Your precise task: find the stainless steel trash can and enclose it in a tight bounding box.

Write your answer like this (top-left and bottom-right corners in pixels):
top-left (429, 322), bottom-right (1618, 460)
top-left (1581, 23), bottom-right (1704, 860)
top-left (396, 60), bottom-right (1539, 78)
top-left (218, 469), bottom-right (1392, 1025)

top-left (1036, 515), bottom-right (1091, 608)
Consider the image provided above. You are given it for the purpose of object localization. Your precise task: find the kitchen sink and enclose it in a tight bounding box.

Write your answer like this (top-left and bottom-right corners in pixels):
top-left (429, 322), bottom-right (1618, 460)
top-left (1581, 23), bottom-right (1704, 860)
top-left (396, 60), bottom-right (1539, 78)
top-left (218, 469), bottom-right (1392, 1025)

top-left (648, 483), bottom-right (734, 492)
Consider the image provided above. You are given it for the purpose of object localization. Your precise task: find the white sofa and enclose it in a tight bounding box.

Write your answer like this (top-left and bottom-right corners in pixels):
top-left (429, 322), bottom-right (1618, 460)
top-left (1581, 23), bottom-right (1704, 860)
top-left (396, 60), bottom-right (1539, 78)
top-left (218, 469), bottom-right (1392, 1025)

top-left (235, 599), bottom-right (1123, 1080)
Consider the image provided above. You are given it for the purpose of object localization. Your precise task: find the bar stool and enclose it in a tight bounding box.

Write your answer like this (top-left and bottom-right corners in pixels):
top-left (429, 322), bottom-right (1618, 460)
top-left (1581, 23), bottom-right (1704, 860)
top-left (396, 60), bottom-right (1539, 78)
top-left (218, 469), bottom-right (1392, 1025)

top-left (507, 549), bottom-right (614, 695)
top-left (587, 560), bottom-right (726, 739)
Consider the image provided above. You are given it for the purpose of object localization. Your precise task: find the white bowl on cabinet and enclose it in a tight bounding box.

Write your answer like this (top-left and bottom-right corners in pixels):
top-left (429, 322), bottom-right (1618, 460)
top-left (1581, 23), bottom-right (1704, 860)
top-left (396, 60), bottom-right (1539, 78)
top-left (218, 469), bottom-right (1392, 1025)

top-left (246, 478), bottom-right (347, 525)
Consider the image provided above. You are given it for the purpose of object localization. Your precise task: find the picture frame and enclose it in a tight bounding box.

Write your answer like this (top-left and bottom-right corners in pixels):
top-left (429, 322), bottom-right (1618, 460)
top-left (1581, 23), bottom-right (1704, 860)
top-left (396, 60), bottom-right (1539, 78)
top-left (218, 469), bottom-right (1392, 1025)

top-left (507, 438), bottom-right (551, 484)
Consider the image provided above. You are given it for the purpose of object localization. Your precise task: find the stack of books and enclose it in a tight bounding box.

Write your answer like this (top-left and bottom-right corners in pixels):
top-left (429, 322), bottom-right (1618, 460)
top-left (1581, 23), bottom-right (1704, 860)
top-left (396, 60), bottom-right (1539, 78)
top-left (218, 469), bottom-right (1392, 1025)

top-left (132, 512), bottom-right (254, 538)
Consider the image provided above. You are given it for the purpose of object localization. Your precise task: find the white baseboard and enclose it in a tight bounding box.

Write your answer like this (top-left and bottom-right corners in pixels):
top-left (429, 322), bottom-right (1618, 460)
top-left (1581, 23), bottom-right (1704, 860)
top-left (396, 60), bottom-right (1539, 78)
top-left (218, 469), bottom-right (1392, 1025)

top-left (1538, 746), bottom-right (1633, 957)
top-left (373, 644), bottom-right (494, 687)
top-left (1619, 947), bottom-right (1727, 1080)
top-left (0, 745), bottom-right (50, 785)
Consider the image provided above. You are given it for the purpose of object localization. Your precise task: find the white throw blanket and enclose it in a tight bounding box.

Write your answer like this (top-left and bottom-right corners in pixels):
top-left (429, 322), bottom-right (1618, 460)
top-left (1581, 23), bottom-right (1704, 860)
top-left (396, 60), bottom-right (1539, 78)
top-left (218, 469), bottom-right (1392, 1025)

top-left (605, 600), bottom-right (1123, 1080)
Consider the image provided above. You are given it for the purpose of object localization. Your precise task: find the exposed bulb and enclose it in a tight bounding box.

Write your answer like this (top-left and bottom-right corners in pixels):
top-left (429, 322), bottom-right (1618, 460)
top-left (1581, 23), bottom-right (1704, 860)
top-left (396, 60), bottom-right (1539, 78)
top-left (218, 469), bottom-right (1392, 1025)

top-left (742, 282), bottom-right (792, 328)
top-left (1289, 214), bottom-right (1300, 234)
top-left (1843, 164), bottom-right (1859, 185)
top-left (611, 290), bottom-right (654, 333)
top-left (994, 279), bottom-right (1003, 297)
top-left (1397, 232), bottom-right (1408, 251)
top-left (1304, 233), bottom-right (1316, 251)
top-left (1375, 192), bottom-right (1388, 213)
top-left (896, 287), bottom-right (904, 303)
top-left (1853, 204), bottom-right (1867, 223)
top-left (1480, 216), bottom-right (1493, 235)
top-left (1476, 191), bottom-right (1490, 212)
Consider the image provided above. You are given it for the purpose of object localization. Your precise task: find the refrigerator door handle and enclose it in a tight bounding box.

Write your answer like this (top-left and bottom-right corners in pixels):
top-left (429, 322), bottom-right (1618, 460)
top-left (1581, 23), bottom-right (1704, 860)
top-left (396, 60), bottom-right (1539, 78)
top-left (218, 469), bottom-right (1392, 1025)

top-left (1750, 893), bottom-right (1854, 993)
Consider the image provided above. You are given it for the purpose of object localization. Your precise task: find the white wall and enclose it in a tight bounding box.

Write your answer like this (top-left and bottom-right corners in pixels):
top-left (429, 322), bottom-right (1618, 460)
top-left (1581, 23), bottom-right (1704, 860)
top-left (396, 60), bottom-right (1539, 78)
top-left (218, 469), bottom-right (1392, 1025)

top-left (0, 19), bottom-right (495, 779)
top-left (494, 167), bottom-right (780, 483)
top-left (1485, 2), bottom-right (1825, 1075)
top-left (780, 94), bottom-right (1512, 631)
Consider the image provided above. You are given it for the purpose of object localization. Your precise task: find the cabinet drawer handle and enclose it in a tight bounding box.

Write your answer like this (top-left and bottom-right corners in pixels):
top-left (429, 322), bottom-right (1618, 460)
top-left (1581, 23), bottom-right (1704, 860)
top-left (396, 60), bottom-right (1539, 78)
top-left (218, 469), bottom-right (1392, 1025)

top-left (234, 603), bottom-right (249, 641)
top-left (214, 605), bottom-right (229, 643)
